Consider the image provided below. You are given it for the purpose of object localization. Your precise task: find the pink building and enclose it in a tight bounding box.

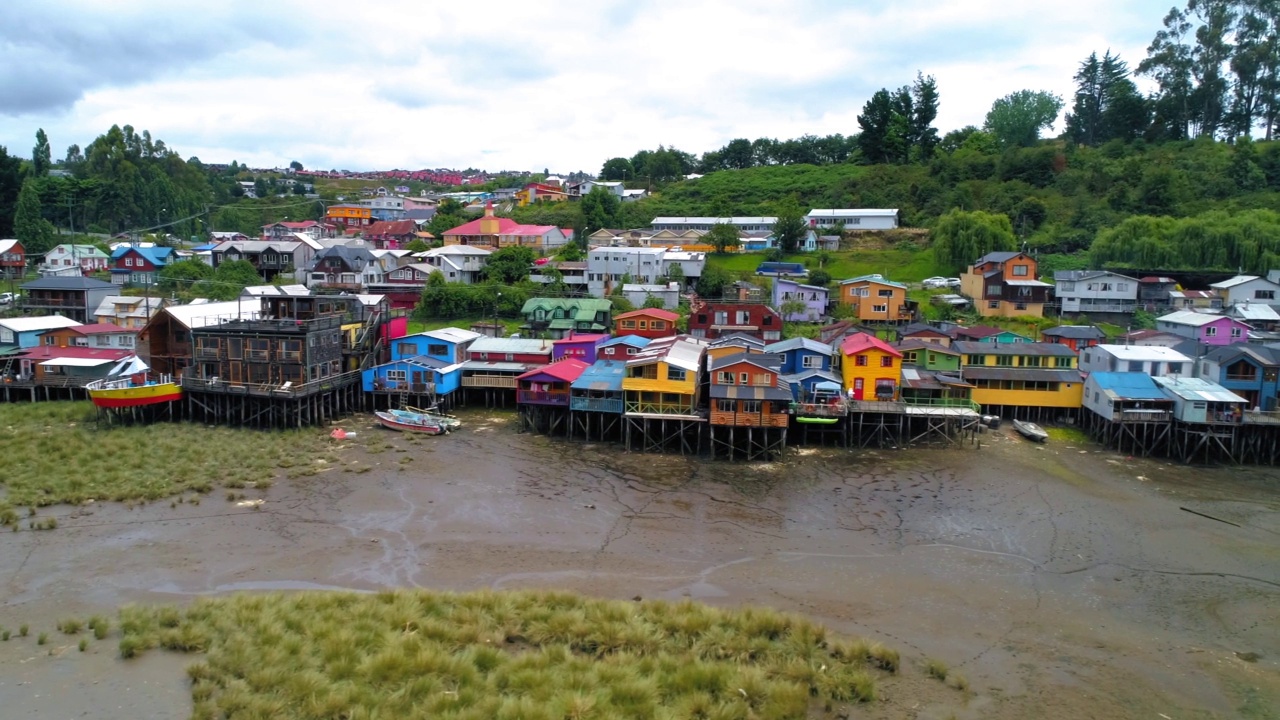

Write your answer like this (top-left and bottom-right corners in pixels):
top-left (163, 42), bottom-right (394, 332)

top-left (1155, 310), bottom-right (1251, 346)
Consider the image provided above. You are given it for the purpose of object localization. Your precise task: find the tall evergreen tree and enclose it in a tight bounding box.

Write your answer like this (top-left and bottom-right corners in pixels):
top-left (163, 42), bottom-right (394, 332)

top-left (910, 72), bottom-right (941, 160)
top-left (1140, 8), bottom-right (1196, 140)
top-left (1066, 51), bottom-right (1149, 145)
top-left (32, 129), bottom-right (51, 177)
top-left (14, 179), bottom-right (55, 254)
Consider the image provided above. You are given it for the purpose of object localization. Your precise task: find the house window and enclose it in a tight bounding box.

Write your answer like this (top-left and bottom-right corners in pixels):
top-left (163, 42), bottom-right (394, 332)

top-left (1256, 290), bottom-right (1275, 300)
top-left (872, 305), bottom-right (887, 313)
top-left (738, 372), bottom-right (749, 384)
top-left (753, 373), bottom-right (771, 386)
top-left (715, 399), bottom-right (735, 412)
top-left (1060, 281), bottom-right (1075, 292)
top-left (988, 285), bottom-right (1002, 296)
top-left (878, 289), bottom-right (894, 298)
top-left (667, 368), bottom-right (687, 382)
top-left (801, 355), bottom-right (822, 369)
top-left (717, 371), bottom-right (735, 384)
top-left (1015, 302), bottom-right (1027, 311)
top-left (855, 355), bottom-right (868, 367)
top-left (428, 344), bottom-right (448, 356)
top-left (621, 320), bottom-right (636, 329)
top-left (95, 335), bottom-right (111, 347)
top-left (880, 356), bottom-right (893, 368)
top-left (735, 310), bottom-right (750, 324)
top-left (125, 258), bottom-right (133, 267)
top-left (386, 370), bottom-right (406, 383)
top-left (741, 400), bottom-right (762, 414)
top-left (1231, 327), bottom-right (1243, 338)
top-left (638, 320), bottom-right (648, 329)
top-left (1206, 327), bottom-right (1218, 337)
top-left (995, 355), bottom-right (1014, 367)
top-left (1024, 356), bottom-right (1042, 367)
top-left (763, 316), bottom-right (773, 326)
top-left (396, 342), bottom-right (417, 357)
top-left (1012, 265), bottom-right (1028, 276)
top-left (988, 300), bottom-right (1001, 309)
top-left (627, 347), bottom-right (638, 355)
top-left (1055, 357), bottom-right (1072, 368)
top-left (697, 314), bottom-right (707, 324)
top-left (1167, 363), bottom-right (1183, 374)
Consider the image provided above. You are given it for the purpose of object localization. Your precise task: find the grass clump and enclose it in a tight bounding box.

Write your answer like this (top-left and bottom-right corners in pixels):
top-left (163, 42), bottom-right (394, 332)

top-left (79, 638), bottom-right (88, 652)
top-left (19, 624), bottom-right (28, 637)
top-left (58, 618), bottom-right (83, 635)
top-left (1, 629), bottom-right (9, 641)
top-left (88, 616), bottom-right (109, 640)
top-left (117, 590), bottom-right (894, 718)
top-left (0, 401), bottom-right (331, 509)
top-left (924, 658), bottom-right (949, 681)
top-left (37, 632), bottom-right (48, 646)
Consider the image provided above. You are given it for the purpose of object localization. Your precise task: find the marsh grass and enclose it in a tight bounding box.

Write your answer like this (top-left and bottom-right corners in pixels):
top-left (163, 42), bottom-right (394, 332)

top-left (37, 632), bottom-right (48, 645)
top-left (0, 402), bottom-right (332, 517)
top-left (19, 623), bottom-right (28, 637)
top-left (924, 658), bottom-right (948, 681)
top-left (79, 638), bottom-right (88, 652)
top-left (118, 590), bottom-right (893, 719)
top-left (58, 618), bottom-right (83, 634)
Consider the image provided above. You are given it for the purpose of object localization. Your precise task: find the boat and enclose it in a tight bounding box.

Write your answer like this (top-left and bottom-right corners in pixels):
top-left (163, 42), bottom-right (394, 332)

top-left (402, 406), bottom-right (462, 431)
top-left (795, 416), bottom-right (840, 425)
top-left (375, 410), bottom-right (447, 435)
top-left (1012, 419), bottom-right (1049, 443)
top-left (85, 357), bottom-right (183, 409)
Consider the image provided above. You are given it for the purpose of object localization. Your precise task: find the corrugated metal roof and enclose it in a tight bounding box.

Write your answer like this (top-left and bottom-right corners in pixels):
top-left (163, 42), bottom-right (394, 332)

top-left (962, 367), bottom-right (1083, 383)
top-left (460, 360), bottom-right (532, 372)
top-left (599, 335), bottom-right (651, 349)
top-left (0, 316), bottom-right (82, 333)
top-left (1041, 325), bottom-right (1106, 340)
top-left (1158, 310), bottom-right (1243, 327)
top-left (709, 352), bottom-right (783, 372)
top-left (421, 327), bottom-right (483, 344)
top-left (1087, 372), bottom-right (1168, 400)
top-left (763, 337), bottom-right (832, 355)
top-left (469, 337), bottom-right (553, 355)
top-left (38, 356), bottom-right (116, 367)
top-left (1092, 344), bottom-right (1192, 362)
top-left (1153, 376), bottom-right (1248, 403)
top-left (518, 359), bottom-right (590, 383)
top-left (571, 360), bottom-right (627, 392)
top-left (159, 301), bottom-right (261, 330)
top-left (626, 336), bottom-right (706, 372)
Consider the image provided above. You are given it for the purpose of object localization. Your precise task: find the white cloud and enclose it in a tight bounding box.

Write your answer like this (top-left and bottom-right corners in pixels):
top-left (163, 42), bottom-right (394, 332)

top-left (0, 0), bottom-right (1172, 173)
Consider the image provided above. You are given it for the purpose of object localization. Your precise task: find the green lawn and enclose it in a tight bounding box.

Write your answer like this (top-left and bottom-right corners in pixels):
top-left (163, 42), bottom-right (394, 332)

top-left (707, 249), bottom-right (944, 284)
top-left (406, 317), bottom-right (526, 336)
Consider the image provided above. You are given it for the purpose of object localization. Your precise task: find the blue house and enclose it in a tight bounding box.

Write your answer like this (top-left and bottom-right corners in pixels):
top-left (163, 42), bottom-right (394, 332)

top-left (0, 316), bottom-right (84, 351)
top-left (764, 337), bottom-right (839, 396)
top-left (570, 360), bottom-right (626, 414)
top-left (362, 327), bottom-right (483, 400)
top-left (1195, 344), bottom-right (1280, 410)
top-left (597, 335), bottom-right (650, 360)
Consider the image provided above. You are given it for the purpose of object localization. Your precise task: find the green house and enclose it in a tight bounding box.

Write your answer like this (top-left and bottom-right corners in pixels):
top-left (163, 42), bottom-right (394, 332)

top-left (520, 297), bottom-right (614, 339)
top-left (894, 339), bottom-right (961, 372)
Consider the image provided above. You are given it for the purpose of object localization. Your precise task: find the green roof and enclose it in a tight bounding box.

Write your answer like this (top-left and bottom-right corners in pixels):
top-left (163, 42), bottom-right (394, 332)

top-left (520, 297), bottom-right (614, 315)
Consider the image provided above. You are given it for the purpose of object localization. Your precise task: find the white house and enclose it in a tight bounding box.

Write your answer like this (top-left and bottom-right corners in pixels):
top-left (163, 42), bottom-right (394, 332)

top-left (622, 283), bottom-right (681, 310)
top-left (1210, 275), bottom-right (1280, 306)
top-left (804, 209), bottom-right (899, 230)
top-left (413, 245), bottom-right (490, 284)
top-left (586, 247), bottom-right (666, 297)
top-left (650, 217), bottom-right (777, 233)
top-left (571, 180), bottom-right (625, 199)
top-left (660, 250), bottom-right (705, 285)
top-left (1079, 344), bottom-right (1192, 378)
top-left (1054, 270), bottom-right (1139, 314)
top-left (41, 244), bottom-right (109, 275)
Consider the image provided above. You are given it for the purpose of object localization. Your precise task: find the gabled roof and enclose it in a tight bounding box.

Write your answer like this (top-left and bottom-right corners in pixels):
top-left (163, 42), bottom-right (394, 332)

top-left (615, 308), bottom-right (679, 322)
top-left (840, 333), bottom-right (902, 358)
top-left (600, 335), bottom-right (651, 349)
top-left (519, 297), bottom-right (613, 315)
top-left (312, 245), bottom-right (376, 267)
top-left (65, 323), bottom-right (130, 335)
top-left (953, 325), bottom-right (1004, 339)
top-left (710, 332), bottom-right (766, 348)
top-left (1054, 269), bottom-right (1138, 283)
top-left (626, 335), bottom-right (706, 372)
top-left (1210, 274), bottom-right (1277, 290)
top-left (94, 295), bottom-right (165, 318)
top-left (900, 322), bottom-right (949, 337)
top-left (420, 327), bottom-right (483, 345)
top-left (0, 239), bottom-right (22, 254)
top-left (518, 358), bottom-right (591, 383)
top-left (571, 359), bottom-right (627, 392)
top-left (1153, 376), bottom-right (1248, 403)
top-left (1091, 344), bottom-right (1192, 363)
top-left (1042, 325), bottom-right (1107, 340)
top-left (894, 338), bottom-right (960, 355)
top-left (110, 245), bottom-right (174, 265)
top-left (709, 351), bottom-right (783, 373)
top-left (763, 337), bottom-right (833, 356)
top-left (839, 274), bottom-right (905, 288)
top-left (953, 341), bottom-right (1077, 357)
top-left (419, 245), bottom-right (492, 257)
top-left (469, 337), bottom-right (554, 355)
top-left (0, 316), bottom-right (82, 333)
top-left (241, 284), bottom-right (311, 297)
top-left (365, 220), bottom-right (418, 236)
top-left (1228, 303), bottom-right (1280, 321)
top-left (1158, 310), bottom-right (1248, 327)
top-left (22, 276), bottom-right (115, 291)
top-left (1086, 372), bottom-right (1170, 401)
top-left (1199, 343), bottom-right (1280, 367)
top-left (553, 333), bottom-right (610, 346)
top-left (973, 251), bottom-right (1023, 265)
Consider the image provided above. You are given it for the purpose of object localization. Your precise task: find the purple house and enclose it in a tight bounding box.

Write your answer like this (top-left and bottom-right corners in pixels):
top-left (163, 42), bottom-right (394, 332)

top-left (551, 333), bottom-right (611, 363)
top-left (1155, 310), bottom-right (1251, 346)
top-left (772, 277), bottom-right (829, 323)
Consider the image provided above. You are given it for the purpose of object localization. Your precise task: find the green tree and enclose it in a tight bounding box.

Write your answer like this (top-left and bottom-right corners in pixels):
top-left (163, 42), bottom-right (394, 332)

top-left (199, 259), bottom-right (263, 300)
top-left (32, 129), bottom-right (51, 177)
top-left (425, 198), bottom-right (469, 237)
top-left (931, 209), bottom-right (1017, 273)
top-left (157, 258), bottom-right (215, 292)
top-left (695, 264), bottom-right (731, 298)
top-left (809, 268), bottom-right (832, 287)
top-left (663, 261), bottom-right (686, 290)
top-left (253, 177), bottom-right (269, 199)
top-left (772, 204), bottom-right (807, 254)
top-left (857, 89), bottom-right (902, 164)
top-left (480, 246), bottom-right (536, 284)
top-left (642, 294), bottom-right (668, 309)
top-left (984, 90), bottom-right (1064, 147)
top-left (599, 157), bottom-right (635, 181)
top-left (13, 179), bottom-right (56, 254)
top-left (705, 223), bottom-right (741, 253)
top-left (1140, 8), bottom-right (1196, 140)
top-left (910, 72), bottom-right (941, 160)
top-left (780, 297), bottom-right (809, 329)
top-left (580, 186), bottom-right (620, 235)
top-left (0, 146), bottom-right (22, 237)
top-left (404, 238), bottom-right (430, 253)
top-left (289, 160), bottom-right (303, 171)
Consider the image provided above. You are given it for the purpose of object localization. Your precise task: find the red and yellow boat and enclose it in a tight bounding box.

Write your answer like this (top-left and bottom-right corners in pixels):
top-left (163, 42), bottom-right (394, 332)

top-left (85, 357), bottom-right (183, 409)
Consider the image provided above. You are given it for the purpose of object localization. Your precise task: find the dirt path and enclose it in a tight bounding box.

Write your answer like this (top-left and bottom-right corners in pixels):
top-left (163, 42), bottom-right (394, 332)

top-left (1, 410), bottom-right (1277, 718)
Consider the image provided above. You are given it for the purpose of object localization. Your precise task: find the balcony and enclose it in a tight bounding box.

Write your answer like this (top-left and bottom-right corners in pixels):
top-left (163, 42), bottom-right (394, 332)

top-left (1225, 374), bottom-right (1259, 383)
top-left (710, 410), bottom-right (790, 427)
top-left (461, 373), bottom-right (518, 389)
top-left (517, 390), bottom-right (570, 406)
top-left (179, 368), bottom-right (361, 398)
top-left (373, 380), bottom-right (435, 394)
top-left (1114, 408), bottom-right (1172, 423)
top-left (570, 396), bottom-right (624, 413)
top-left (790, 400), bottom-right (848, 417)
top-left (901, 396), bottom-right (981, 412)
top-left (625, 397), bottom-right (699, 416)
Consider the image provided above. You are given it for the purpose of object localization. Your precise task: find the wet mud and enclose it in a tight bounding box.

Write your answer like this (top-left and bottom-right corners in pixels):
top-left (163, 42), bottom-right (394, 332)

top-left (1, 409), bottom-right (1278, 718)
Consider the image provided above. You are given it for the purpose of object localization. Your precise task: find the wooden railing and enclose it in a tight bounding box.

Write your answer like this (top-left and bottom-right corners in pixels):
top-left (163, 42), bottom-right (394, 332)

top-left (461, 374), bottom-right (518, 389)
top-left (570, 396), bottom-right (624, 413)
top-left (625, 398), bottom-right (698, 416)
top-left (710, 410), bottom-right (789, 427)
top-left (790, 400), bottom-right (848, 417)
top-left (180, 368), bottom-right (361, 397)
top-left (517, 390), bottom-right (570, 406)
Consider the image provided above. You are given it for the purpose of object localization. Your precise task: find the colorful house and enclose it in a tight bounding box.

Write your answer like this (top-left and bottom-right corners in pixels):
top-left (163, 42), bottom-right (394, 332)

top-left (613, 308), bottom-right (679, 339)
top-left (838, 332), bottom-right (903, 401)
top-left (461, 337), bottom-right (555, 392)
top-left (520, 298), bottom-right (613, 338)
top-left (109, 246), bottom-right (174, 286)
top-left (772, 278), bottom-right (829, 322)
top-left (764, 337), bottom-right (834, 376)
top-left (14, 344), bottom-right (132, 383)
top-left (38, 323), bottom-right (135, 352)
top-left (517, 359), bottom-right (591, 406)
top-left (898, 322), bottom-right (952, 347)
top-left (1082, 373), bottom-right (1174, 424)
top-left (1193, 344), bottom-right (1280, 411)
top-left (363, 327), bottom-right (483, 398)
top-left (894, 339), bottom-right (961, 372)
top-left (687, 302), bottom-right (782, 341)
top-left (1155, 310), bottom-right (1251, 346)
top-left (959, 251), bottom-right (1051, 317)
top-left (707, 333), bottom-right (766, 361)
top-left (899, 366), bottom-right (974, 409)
top-left (1078, 344), bottom-right (1192, 378)
top-left (570, 360), bottom-right (627, 414)
top-left (837, 275), bottom-right (912, 323)
top-left (0, 239), bottom-right (25, 277)
top-left (443, 203), bottom-right (568, 251)
top-left (1041, 325), bottom-right (1106, 352)
top-left (325, 204), bottom-right (373, 228)
top-left (1153, 377), bottom-right (1247, 424)
top-left (552, 333), bottom-right (610, 363)
top-left (597, 335), bottom-right (650, 360)
top-left (707, 352), bottom-right (791, 428)
top-left (0, 316), bottom-right (82, 350)
top-left (953, 341), bottom-right (1084, 412)
top-left (952, 325), bottom-right (1031, 344)
top-left (622, 336), bottom-right (706, 416)
top-left (41, 243), bottom-right (109, 275)
top-left (515, 183), bottom-right (569, 206)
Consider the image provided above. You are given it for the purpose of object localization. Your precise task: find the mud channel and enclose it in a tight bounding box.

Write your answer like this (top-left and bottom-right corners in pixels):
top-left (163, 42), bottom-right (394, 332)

top-left (1, 409), bottom-right (1278, 718)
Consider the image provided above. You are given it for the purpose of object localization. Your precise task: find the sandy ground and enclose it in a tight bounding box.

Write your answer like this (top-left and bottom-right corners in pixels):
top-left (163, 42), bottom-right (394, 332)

top-left (1, 409), bottom-right (1277, 719)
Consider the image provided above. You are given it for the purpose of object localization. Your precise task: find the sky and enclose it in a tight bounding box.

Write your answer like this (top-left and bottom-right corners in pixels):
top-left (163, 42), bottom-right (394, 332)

top-left (0, 0), bottom-right (1174, 175)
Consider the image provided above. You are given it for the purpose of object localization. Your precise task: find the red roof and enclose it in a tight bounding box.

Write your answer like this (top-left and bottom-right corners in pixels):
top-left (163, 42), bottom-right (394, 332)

top-left (616, 308), bottom-right (679, 322)
top-left (19, 345), bottom-right (132, 362)
top-left (840, 332), bottom-right (903, 358)
top-left (68, 323), bottom-right (130, 335)
top-left (366, 220), bottom-right (417, 236)
top-left (445, 215), bottom-right (524, 236)
top-left (517, 358), bottom-right (590, 383)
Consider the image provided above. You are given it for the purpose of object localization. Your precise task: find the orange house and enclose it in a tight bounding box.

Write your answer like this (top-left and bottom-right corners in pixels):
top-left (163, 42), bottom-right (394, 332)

top-left (959, 251), bottom-right (1051, 317)
top-left (837, 275), bottom-right (912, 323)
top-left (839, 332), bottom-right (903, 401)
top-left (614, 308), bottom-right (679, 339)
top-left (708, 352), bottom-right (791, 428)
top-left (325, 205), bottom-right (372, 228)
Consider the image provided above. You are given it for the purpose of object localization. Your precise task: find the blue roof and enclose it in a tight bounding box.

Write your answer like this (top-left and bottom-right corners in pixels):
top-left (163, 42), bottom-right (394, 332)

top-left (191, 243), bottom-right (219, 251)
top-left (110, 245), bottom-right (175, 266)
top-left (571, 360), bottom-right (627, 392)
top-left (1087, 372), bottom-right (1167, 400)
top-left (599, 335), bottom-right (651, 349)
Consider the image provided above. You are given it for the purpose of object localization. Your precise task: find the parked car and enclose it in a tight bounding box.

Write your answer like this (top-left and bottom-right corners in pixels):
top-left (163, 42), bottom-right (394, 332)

top-left (946, 277), bottom-right (961, 287)
top-left (922, 276), bottom-right (949, 289)
top-left (0, 292), bottom-right (14, 305)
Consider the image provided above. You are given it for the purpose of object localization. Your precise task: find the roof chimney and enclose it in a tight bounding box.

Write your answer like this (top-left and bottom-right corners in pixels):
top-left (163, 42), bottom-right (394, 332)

top-left (484, 201), bottom-right (494, 217)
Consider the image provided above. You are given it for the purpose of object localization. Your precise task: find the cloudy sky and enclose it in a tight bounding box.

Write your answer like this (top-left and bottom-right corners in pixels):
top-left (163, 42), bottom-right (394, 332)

top-left (1, 0), bottom-right (1171, 175)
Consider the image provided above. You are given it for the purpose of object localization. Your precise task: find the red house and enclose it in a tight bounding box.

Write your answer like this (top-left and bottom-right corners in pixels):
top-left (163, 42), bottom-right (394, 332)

top-left (551, 333), bottom-right (610, 363)
top-left (688, 302), bottom-right (782, 342)
top-left (363, 220), bottom-right (418, 249)
top-left (516, 359), bottom-right (590, 406)
top-left (614, 308), bottom-right (679, 340)
top-left (0, 239), bottom-right (25, 277)
top-left (467, 337), bottom-right (554, 365)
top-left (109, 246), bottom-right (174, 286)
top-left (1040, 325), bottom-right (1107, 352)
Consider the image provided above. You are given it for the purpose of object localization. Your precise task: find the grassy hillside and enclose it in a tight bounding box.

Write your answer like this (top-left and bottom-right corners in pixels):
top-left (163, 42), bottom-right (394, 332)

top-left (707, 247), bottom-right (944, 284)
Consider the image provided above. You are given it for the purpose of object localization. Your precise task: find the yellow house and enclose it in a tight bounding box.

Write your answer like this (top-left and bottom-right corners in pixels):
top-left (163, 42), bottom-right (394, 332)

top-left (952, 341), bottom-right (1084, 410)
top-left (839, 332), bottom-right (903, 401)
top-left (837, 275), bottom-right (913, 323)
top-left (622, 336), bottom-right (707, 415)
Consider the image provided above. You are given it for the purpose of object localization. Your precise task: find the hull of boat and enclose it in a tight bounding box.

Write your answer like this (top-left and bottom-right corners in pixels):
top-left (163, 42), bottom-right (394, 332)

top-left (795, 416), bottom-right (839, 425)
top-left (1013, 420), bottom-right (1048, 442)
top-left (375, 411), bottom-right (446, 435)
top-left (88, 383), bottom-right (183, 409)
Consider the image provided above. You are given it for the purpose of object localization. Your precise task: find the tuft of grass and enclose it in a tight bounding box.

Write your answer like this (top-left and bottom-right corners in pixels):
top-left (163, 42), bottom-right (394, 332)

top-left (867, 642), bottom-right (899, 673)
top-left (79, 638), bottom-right (88, 652)
top-left (37, 632), bottom-right (48, 646)
top-left (58, 618), bottom-right (84, 635)
top-left (949, 672), bottom-right (969, 692)
top-left (925, 658), bottom-right (949, 681)
top-left (115, 590), bottom-right (894, 717)
top-left (88, 616), bottom-right (109, 640)
top-left (0, 401), bottom-right (330, 510)
top-left (19, 624), bottom-right (29, 637)
top-left (1, 629), bottom-right (9, 641)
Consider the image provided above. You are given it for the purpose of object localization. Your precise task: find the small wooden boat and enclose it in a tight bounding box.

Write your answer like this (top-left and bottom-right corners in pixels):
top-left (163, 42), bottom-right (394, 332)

top-left (795, 416), bottom-right (839, 425)
top-left (1012, 419), bottom-right (1049, 443)
top-left (375, 410), bottom-right (446, 435)
top-left (403, 406), bottom-right (462, 431)
top-left (85, 357), bottom-right (182, 409)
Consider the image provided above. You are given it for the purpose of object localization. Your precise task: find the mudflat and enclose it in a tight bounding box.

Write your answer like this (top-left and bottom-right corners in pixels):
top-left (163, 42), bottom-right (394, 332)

top-left (1, 410), bottom-right (1277, 719)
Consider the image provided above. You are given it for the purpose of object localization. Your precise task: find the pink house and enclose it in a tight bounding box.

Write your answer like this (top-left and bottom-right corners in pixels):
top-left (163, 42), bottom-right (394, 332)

top-left (551, 333), bottom-right (610, 363)
top-left (1155, 310), bottom-right (1251, 346)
